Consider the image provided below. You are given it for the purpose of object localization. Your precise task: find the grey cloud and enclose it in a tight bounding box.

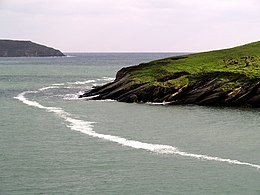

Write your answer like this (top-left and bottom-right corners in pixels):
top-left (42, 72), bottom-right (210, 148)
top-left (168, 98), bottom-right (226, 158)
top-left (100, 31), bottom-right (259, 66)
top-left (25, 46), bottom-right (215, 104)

top-left (0, 0), bottom-right (259, 52)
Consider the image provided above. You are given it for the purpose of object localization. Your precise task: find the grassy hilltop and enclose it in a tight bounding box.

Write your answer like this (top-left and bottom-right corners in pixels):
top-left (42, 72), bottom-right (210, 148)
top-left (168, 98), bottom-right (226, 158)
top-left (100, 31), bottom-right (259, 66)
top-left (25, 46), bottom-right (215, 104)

top-left (82, 41), bottom-right (260, 108)
top-left (129, 41), bottom-right (260, 90)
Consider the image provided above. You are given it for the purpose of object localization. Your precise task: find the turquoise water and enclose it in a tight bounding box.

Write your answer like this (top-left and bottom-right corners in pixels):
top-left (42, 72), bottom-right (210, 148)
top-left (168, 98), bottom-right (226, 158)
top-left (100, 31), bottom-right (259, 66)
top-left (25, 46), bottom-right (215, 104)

top-left (1, 53), bottom-right (260, 194)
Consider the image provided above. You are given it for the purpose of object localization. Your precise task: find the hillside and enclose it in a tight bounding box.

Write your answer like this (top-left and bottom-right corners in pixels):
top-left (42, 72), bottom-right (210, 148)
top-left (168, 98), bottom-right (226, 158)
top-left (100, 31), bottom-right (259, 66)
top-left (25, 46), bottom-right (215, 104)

top-left (80, 41), bottom-right (260, 108)
top-left (0, 40), bottom-right (65, 57)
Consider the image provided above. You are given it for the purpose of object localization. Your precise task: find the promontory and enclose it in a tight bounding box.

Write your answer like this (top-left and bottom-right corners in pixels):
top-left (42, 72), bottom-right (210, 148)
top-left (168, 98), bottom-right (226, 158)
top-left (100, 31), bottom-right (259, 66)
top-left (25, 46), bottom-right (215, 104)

top-left (80, 41), bottom-right (260, 108)
top-left (0, 40), bottom-right (65, 57)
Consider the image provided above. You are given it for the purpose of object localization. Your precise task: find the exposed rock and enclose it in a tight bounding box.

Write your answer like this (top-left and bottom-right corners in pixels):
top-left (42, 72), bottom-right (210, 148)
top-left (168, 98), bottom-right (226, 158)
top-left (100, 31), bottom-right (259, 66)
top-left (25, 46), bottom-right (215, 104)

top-left (80, 70), bottom-right (260, 108)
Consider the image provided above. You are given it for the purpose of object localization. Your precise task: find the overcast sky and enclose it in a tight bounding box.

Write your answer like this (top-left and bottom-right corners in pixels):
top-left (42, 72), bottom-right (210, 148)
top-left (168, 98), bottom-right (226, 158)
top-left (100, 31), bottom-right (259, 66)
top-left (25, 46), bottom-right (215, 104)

top-left (1, 0), bottom-right (260, 52)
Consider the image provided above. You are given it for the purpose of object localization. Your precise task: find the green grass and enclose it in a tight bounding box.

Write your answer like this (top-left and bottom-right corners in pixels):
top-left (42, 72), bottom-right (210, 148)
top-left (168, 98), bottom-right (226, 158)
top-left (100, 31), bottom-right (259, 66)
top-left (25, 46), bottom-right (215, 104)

top-left (128, 41), bottom-right (260, 89)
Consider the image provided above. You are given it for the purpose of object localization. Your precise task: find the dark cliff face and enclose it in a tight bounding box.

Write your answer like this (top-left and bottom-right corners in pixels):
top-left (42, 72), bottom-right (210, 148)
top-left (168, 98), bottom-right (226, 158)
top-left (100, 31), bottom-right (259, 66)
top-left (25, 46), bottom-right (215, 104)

top-left (80, 71), bottom-right (260, 108)
top-left (0, 40), bottom-right (65, 57)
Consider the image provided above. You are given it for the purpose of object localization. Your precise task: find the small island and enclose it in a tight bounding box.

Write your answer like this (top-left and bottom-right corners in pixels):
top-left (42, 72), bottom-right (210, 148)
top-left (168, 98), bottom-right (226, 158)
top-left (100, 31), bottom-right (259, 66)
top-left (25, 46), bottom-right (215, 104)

top-left (0, 40), bottom-right (65, 57)
top-left (80, 41), bottom-right (260, 108)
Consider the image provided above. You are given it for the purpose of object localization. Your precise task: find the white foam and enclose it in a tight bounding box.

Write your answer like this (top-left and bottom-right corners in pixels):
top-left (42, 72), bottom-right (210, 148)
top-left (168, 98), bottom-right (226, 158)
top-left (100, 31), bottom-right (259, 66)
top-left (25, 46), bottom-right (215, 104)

top-left (95, 99), bottom-right (116, 102)
top-left (65, 114), bottom-right (260, 170)
top-left (14, 87), bottom-right (260, 171)
top-left (146, 101), bottom-right (171, 105)
top-left (83, 94), bottom-right (100, 99)
top-left (50, 78), bottom-right (113, 90)
top-left (92, 83), bottom-right (107, 87)
top-left (97, 77), bottom-right (115, 82)
top-left (63, 94), bottom-right (79, 100)
top-left (63, 91), bottom-right (86, 100)
top-left (39, 86), bottom-right (59, 91)
top-left (52, 83), bottom-right (65, 86)
top-left (67, 117), bottom-right (260, 169)
top-left (14, 91), bottom-right (46, 109)
top-left (67, 80), bottom-right (96, 85)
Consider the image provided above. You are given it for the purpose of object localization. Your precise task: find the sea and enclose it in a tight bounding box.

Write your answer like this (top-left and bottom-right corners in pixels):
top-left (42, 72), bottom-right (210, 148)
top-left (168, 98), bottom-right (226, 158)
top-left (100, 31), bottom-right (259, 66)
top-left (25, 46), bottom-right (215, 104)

top-left (0, 53), bottom-right (260, 195)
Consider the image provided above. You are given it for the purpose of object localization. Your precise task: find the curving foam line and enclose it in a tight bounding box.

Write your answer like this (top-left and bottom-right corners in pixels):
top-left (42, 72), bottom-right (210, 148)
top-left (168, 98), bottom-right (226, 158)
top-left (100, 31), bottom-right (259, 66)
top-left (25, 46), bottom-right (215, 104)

top-left (97, 77), bottom-right (115, 82)
top-left (13, 85), bottom-right (260, 170)
top-left (67, 80), bottom-right (96, 85)
top-left (66, 116), bottom-right (260, 170)
top-left (52, 83), bottom-right (65, 86)
top-left (39, 86), bottom-right (60, 91)
top-left (146, 101), bottom-right (172, 105)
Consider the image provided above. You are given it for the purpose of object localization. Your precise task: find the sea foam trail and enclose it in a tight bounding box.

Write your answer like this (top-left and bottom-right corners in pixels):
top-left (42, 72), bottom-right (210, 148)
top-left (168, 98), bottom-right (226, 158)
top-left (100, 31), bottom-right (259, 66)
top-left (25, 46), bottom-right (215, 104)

top-left (67, 80), bottom-right (96, 85)
top-left (14, 88), bottom-right (260, 170)
top-left (39, 86), bottom-right (60, 91)
top-left (146, 101), bottom-right (172, 106)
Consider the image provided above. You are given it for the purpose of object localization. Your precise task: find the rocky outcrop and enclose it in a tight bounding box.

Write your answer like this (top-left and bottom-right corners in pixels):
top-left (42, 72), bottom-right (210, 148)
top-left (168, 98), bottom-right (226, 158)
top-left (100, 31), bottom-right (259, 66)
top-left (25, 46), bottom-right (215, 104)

top-left (80, 68), bottom-right (260, 108)
top-left (0, 40), bottom-right (65, 57)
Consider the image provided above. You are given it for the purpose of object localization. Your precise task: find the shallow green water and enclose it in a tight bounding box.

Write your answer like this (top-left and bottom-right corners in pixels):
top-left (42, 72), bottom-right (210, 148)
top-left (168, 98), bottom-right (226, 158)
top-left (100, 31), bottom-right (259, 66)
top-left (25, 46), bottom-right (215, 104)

top-left (0, 53), bottom-right (259, 194)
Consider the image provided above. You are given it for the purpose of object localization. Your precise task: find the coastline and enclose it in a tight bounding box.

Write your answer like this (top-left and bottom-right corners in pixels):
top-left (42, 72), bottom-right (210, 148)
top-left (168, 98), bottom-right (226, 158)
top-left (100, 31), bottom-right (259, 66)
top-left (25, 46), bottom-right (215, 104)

top-left (80, 42), bottom-right (260, 108)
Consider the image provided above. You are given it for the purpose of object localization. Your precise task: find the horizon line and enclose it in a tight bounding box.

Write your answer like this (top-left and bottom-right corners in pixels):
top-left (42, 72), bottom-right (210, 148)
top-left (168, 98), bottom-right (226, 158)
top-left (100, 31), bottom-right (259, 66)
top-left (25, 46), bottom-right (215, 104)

top-left (63, 51), bottom-right (195, 53)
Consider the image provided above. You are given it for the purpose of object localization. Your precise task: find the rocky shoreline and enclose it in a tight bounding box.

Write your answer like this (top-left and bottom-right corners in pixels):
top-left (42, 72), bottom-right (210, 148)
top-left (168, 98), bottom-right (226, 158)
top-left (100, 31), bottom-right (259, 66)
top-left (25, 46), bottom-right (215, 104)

top-left (80, 67), bottom-right (260, 108)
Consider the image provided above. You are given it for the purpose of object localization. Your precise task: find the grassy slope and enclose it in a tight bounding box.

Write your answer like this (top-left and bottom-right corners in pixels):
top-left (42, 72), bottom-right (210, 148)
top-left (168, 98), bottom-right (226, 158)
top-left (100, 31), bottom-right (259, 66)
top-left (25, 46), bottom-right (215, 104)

top-left (129, 41), bottom-right (260, 90)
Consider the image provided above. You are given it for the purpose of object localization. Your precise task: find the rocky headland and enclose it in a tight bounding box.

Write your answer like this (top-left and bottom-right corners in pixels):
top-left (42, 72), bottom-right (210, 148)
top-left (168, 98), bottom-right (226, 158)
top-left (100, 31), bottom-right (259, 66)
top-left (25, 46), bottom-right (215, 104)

top-left (80, 42), bottom-right (260, 108)
top-left (0, 40), bottom-right (65, 57)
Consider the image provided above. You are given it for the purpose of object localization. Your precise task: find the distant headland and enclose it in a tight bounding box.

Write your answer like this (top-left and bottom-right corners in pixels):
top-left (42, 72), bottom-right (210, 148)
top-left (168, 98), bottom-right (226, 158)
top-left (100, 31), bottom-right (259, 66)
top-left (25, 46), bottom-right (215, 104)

top-left (0, 40), bottom-right (65, 57)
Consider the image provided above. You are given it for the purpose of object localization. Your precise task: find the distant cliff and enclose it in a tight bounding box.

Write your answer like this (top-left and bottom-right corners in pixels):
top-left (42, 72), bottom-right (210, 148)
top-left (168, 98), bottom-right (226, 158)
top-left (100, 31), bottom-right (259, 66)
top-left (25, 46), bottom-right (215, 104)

top-left (0, 40), bottom-right (65, 57)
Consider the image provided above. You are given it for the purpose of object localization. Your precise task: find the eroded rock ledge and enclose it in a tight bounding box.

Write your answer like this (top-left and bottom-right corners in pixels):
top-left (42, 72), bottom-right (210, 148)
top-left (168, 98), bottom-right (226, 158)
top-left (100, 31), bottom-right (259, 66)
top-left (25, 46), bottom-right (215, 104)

top-left (80, 67), bottom-right (260, 108)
